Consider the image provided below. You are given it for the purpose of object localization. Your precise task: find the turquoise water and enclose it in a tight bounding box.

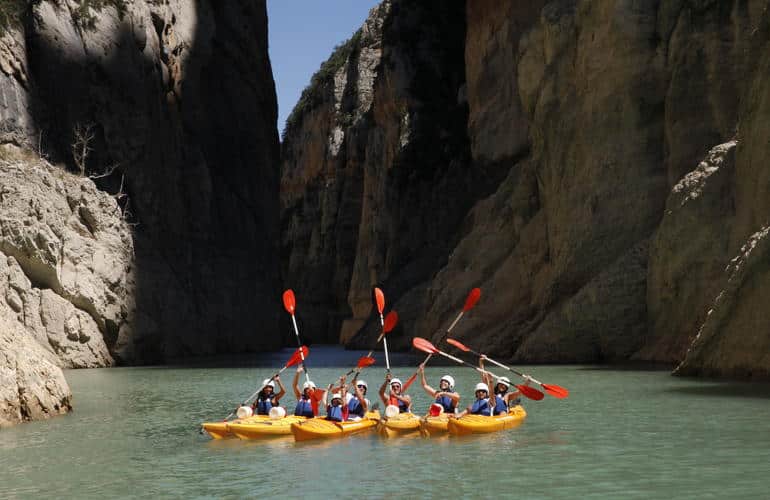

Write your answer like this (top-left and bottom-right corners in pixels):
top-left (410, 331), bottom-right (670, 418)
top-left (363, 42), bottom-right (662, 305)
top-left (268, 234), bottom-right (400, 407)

top-left (2, 347), bottom-right (770, 499)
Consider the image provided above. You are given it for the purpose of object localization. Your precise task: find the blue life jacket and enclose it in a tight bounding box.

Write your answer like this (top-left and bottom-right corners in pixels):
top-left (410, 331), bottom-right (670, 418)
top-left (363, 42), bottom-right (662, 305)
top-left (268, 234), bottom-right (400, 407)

top-left (326, 404), bottom-right (344, 422)
top-left (493, 395), bottom-right (508, 415)
top-left (348, 397), bottom-right (365, 418)
top-left (255, 395), bottom-right (273, 415)
top-left (435, 394), bottom-right (456, 413)
top-left (470, 398), bottom-right (491, 416)
top-left (397, 398), bottom-right (409, 413)
top-left (294, 395), bottom-right (314, 417)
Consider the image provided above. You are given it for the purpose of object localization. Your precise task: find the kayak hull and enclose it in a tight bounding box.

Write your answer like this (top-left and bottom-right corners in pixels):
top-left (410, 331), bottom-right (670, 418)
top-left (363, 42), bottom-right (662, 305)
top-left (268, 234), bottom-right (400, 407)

top-left (228, 416), bottom-right (308, 438)
top-left (201, 415), bottom-right (271, 439)
top-left (379, 413), bottom-right (422, 438)
top-left (422, 414), bottom-right (450, 435)
top-left (447, 406), bottom-right (527, 436)
top-left (291, 411), bottom-right (381, 442)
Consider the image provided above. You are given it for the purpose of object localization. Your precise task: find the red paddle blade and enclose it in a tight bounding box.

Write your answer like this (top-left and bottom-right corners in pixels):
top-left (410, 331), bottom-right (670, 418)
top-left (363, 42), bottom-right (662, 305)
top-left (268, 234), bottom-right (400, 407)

top-left (412, 337), bottom-right (438, 354)
top-left (286, 346), bottom-right (309, 367)
top-left (282, 289), bottom-right (296, 314)
top-left (357, 356), bottom-right (376, 369)
top-left (542, 384), bottom-right (569, 398)
top-left (383, 311), bottom-right (399, 333)
top-left (402, 372), bottom-right (418, 391)
top-left (462, 288), bottom-right (481, 311)
top-left (374, 287), bottom-right (385, 314)
top-left (446, 338), bottom-right (471, 352)
top-left (517, 384), bottom-right (545, 401)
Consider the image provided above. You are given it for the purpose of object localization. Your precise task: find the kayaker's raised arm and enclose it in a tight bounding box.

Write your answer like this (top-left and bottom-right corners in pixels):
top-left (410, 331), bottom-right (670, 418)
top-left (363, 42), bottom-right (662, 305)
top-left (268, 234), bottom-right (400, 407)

top-left (479, 357), bottom-right (493, 388)
top-left (292, 366), bottom-right (303, 399)
top-left (419, 365), bottom-right (436, 397)
top-left (379, 372), bottom-right (392, 406)
top-left (273, 375), bottom-right (286, 402)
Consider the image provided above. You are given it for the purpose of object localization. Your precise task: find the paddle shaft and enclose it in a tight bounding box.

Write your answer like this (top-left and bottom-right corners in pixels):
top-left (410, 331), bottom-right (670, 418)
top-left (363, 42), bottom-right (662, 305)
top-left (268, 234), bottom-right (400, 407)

top-left (457, 345), bottom-right (544, 385)
top-left (405, 310), bottom-right (465, 387)
top-left (290, 314), bottom-right (311, 383)
top-left (224, 363), bottom-right (292, 420)
top-left (380, 313), bottom-right (391, 372)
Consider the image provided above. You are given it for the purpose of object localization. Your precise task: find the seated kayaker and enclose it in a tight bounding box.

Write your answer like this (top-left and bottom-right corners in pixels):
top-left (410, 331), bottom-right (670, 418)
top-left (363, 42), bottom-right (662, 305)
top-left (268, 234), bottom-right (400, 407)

top-left (453, 383), bottom-right (492, 418)
top-left (492, 376), bottom-right (527, 413)
top-left (379, 372), bottom-right (411, 413)
top-left (345, 376), bottom-right (369, 419)
top-left (479, 357), bottom-right (526, 414)
top-left (292, 366), bottom-right (323, 417)
top-left (324, 377), bottom-right (349, 422)
top-left (418, 365), bottom-right (459, 414)
top-left (252, 376), bottom-right (286, 415)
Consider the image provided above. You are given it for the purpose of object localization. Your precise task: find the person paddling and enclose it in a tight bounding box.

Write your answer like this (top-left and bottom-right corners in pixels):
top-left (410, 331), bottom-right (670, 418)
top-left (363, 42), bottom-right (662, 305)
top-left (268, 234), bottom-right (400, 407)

top-left (379, 372), bottom-right (411, 413)
top-left (345, 376), bottom-right (369, 420)
top-left (453, 382), bottom-right (492, 418)
top-left (418, 365), bottom-right (459, 415)
top-left (252, 376), bottom-right (286, 415)
top-left (324, 376), bottom-right (349, 422)
top-left (292, 366), bottom-right (322, 417)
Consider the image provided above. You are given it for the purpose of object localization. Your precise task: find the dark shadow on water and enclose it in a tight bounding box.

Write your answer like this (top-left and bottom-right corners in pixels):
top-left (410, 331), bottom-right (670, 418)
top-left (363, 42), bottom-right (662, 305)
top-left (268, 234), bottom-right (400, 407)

top-left (154, 345), bottom-right (423, 369)
top-left (662, 383), bottom-right (770, 399)
top-left (576, 362), bottom-right (676, 372)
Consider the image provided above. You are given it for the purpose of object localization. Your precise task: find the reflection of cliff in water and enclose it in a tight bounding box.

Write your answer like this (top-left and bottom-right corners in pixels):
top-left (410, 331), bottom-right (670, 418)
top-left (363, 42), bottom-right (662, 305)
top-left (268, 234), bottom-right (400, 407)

top-left (23, 0), bottom-right (281, 363)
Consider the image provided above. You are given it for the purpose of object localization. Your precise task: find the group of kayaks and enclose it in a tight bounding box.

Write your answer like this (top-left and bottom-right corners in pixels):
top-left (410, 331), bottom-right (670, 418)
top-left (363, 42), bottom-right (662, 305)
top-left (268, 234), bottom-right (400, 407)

top-left (202, 405), bottom-right (527, 442)
top-left (201, 287), bottom-right (567, 444)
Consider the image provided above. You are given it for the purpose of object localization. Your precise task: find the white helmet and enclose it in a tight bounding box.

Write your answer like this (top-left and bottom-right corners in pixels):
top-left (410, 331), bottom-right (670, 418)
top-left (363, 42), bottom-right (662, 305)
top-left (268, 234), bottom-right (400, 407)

top-left (439, 375), bottom-right (455, 390)
top-left (302, 380), bottom-right (317, 390)
top-left (356, 380), bottom-right (368, 390)
top-left (331, 393), bottom-right (343, 402)
top-left (385, 405), bottom-right (400, 418)
top-left (261, 379), bottom-right (276, 390)
top-left (390, 378), bottom-right (402, 387)
top-left (268, 406), bottom-right (286, 419)
top-left (496, 377), bottom-right (511, 389)
top-left (475, 382), bottom-right (489, 393)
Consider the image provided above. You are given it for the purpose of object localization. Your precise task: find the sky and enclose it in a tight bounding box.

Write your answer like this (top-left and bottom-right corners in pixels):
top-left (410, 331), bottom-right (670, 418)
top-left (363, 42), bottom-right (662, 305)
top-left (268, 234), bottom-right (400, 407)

top-left (267, 0), bottom-right (381, 136)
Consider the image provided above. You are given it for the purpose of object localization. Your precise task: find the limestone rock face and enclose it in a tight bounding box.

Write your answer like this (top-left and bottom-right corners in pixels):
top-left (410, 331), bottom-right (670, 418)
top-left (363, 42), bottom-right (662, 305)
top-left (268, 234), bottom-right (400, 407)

top-left (0, 0), bottom-right (281, 363)
top-left (0, 156), bottom-right (131, 367)
top-left (640, 142), bottom-right (737, 363)
top-left (0, 312), bottom-right (72, 427)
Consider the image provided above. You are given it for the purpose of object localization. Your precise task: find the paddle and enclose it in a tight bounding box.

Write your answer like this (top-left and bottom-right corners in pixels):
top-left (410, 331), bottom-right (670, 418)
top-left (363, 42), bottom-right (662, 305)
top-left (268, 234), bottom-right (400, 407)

top-left (345, 310), bottom-right (398, 376)
top-left (222, 346), bottom-right (309, 421)
top-left (374, 287), bottom-right (391, 373)
top-left (402, 288), bottom-right (481, 391)
top-left (282, 289), bottom-right (325, 400)
top-left (446, 338), bottom-right (568, 399)
top-left (412, 337), bottom-right (544, 401)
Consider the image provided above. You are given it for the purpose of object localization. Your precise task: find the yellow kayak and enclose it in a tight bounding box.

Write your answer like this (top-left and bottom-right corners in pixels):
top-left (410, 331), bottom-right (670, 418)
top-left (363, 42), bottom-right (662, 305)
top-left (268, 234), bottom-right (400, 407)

top-left (421, 413), bottom-right (450, 435)
top-left (228, 415), bottom-right (308, 439)
top-left (291, 411), bottom-right (381, 442)
top-left (202, 415), bottom-right (271, 439)
top-left (447, 405), bottom-right (527, 436)
top-left (379, 412), bottom-right (423, 438)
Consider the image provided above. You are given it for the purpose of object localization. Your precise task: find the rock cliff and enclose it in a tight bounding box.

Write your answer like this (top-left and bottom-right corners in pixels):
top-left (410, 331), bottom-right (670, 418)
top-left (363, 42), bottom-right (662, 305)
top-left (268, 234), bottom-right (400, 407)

top-left (282, 0), bottom-right (770, 378)
top-left (0, 0), bottom-right (281, 363)
top-left (0, 0), bottom-right (281, 424)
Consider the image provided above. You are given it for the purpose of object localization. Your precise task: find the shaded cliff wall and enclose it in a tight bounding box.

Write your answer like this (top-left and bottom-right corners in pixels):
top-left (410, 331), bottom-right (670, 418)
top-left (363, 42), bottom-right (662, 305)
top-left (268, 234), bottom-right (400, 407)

top-left (282, 0), bottom-right (770, 378)
top-left (0, 0), bottom-right (281, 363)
top-left (281, 0), bottom-right (486, 345)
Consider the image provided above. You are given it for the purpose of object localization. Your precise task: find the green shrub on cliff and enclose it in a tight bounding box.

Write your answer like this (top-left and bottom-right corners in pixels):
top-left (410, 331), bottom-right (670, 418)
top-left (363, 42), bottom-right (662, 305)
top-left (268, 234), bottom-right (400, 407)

top-left (282, 28), bottom-right (362, 142)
